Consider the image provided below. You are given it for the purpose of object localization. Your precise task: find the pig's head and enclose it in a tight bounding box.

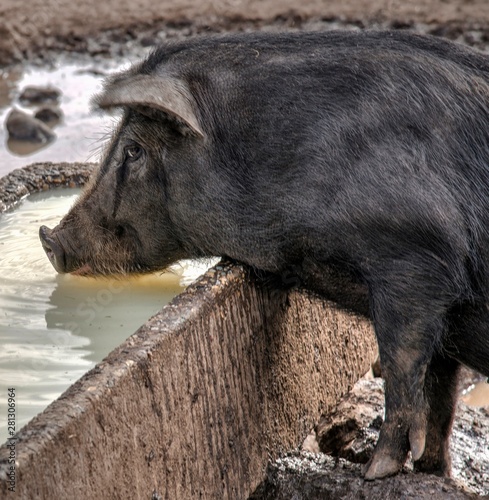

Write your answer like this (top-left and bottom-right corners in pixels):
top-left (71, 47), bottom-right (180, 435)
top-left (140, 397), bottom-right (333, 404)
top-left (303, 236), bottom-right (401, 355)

top-left (39, 73), bottom-right (205, 275)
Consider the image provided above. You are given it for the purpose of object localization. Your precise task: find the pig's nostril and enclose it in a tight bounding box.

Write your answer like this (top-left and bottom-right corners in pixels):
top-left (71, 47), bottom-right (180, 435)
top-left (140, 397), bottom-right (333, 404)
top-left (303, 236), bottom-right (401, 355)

top-left (39, 225), bottom-right (52, 249)
top-left (39, 225), bottom-right (66, 273)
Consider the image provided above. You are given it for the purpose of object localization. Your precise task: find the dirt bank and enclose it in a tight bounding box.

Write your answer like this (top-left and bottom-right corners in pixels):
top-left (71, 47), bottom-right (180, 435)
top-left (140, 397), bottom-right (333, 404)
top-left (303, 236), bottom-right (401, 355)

top-left (2, 0), bottom-right (489, 65)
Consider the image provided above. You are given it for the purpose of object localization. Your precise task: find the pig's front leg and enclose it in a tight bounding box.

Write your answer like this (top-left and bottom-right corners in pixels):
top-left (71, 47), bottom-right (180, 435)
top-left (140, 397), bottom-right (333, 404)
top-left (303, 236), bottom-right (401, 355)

top-left (363, 260), bottom-right (455, 480)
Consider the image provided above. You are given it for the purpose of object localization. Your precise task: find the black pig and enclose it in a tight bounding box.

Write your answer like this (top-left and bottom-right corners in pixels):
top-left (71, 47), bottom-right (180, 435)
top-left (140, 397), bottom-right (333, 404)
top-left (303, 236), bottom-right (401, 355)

top-left (39, 30), bottom-right (489, 479)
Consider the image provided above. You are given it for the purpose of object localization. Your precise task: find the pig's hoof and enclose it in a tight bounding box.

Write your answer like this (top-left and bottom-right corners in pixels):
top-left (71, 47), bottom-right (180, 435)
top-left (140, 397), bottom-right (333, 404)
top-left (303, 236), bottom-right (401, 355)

top-left (363, 454), bottom-right (403, 480)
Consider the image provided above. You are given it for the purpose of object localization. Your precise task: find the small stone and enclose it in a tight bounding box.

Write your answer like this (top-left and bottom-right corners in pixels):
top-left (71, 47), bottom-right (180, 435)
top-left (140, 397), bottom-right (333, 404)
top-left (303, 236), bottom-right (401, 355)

top-left (140, 35), bottom-right (158, 47)
top-left (19, 85), bottom-right (61, 105)
top-left (34, 106), bottom-right (63, 126)
top-left (6, 108), bottom-right (56, 143)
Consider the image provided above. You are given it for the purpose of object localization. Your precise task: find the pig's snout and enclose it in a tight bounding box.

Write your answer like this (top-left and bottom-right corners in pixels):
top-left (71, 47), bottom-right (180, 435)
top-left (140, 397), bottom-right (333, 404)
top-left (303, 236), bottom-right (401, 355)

top-left (39, 225), bottom-right (67, 273)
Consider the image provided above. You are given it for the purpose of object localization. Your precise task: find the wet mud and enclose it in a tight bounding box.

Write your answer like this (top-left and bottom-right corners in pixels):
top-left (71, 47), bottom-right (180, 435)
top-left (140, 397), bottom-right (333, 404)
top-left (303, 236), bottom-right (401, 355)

top-left (3, 0), bottom-right (489, 66)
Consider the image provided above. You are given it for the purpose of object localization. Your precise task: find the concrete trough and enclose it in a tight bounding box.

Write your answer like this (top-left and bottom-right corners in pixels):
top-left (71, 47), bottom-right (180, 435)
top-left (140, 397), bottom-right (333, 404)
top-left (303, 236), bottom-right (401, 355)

top-left (0, 163), bottom-right (377, 499)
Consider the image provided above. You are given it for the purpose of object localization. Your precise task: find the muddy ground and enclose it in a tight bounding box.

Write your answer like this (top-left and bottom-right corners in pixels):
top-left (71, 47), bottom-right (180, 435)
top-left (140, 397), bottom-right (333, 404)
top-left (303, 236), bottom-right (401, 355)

top-left (252, 378), bottom-right (489, 498)
top-left (3, 0), bottom-right (489, 65)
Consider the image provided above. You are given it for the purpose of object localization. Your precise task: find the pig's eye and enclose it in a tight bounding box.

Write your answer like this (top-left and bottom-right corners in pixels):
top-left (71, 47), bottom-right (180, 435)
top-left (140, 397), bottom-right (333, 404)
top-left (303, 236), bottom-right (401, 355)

top-left (124, 144), bottom-right (143, 162)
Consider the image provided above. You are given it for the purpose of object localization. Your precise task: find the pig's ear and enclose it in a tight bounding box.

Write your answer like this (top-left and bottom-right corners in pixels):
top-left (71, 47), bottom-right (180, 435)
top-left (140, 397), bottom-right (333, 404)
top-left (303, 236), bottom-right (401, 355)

top-left (93, 75), bottom-right (204, 138)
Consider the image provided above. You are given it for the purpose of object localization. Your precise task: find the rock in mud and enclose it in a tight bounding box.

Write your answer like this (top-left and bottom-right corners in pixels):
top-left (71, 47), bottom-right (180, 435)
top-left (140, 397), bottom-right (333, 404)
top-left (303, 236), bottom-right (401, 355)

top-left (34, 106), bottom-right (63, 126)
top-left (19, 85), bottom-right (61, 105)
top-left (316, 378), bottom-right (384, 465)
top-left (6, 108), bottom-right (56, 143)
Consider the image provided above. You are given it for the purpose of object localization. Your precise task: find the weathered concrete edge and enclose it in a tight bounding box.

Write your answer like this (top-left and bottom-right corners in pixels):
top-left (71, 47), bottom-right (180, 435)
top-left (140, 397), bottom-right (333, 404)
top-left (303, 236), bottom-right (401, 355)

top-left (0, 162), bottom-right (378, 498)
top-left (0, 162), bottom-right (96, 212)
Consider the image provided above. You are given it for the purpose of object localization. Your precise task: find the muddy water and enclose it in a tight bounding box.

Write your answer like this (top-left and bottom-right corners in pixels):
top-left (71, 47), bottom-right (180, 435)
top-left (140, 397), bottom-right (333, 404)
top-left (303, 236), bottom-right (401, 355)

top-left (462, 380), bottom-right (489, 407)
top-left (0, 188), bottom-right (214, 444)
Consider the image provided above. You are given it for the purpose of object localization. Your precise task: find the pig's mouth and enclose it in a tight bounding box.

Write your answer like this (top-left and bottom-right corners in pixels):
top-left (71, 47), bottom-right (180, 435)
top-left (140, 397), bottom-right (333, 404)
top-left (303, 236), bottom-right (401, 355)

top-left (39, 224), bottom-right (145, 276)
top-left (39, 225), bottom-right (88, 274)
top-left (70, 263), bottom-right (94, 276)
